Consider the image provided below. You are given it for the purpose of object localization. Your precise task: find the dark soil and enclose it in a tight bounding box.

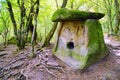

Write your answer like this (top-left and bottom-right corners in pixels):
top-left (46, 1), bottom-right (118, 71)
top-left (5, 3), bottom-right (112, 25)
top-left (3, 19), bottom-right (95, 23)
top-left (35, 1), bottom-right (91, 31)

top-left (0, 36), bottom-right (120, 80)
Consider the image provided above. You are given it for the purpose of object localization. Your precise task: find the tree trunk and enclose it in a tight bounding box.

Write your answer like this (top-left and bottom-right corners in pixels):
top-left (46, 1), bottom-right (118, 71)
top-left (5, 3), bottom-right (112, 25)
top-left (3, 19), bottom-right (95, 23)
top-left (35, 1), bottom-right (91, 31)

top-left (103, 0), bottom-right (114, 33)
top-left (17, 0), bottom-right (26, 49)
top-left (30, 0), bottom-right (39, 57)
top-left (55, 0), bottom-right (59, 9)
top-left (7, 0), bottom-right (27, 49)
top-left (41, 0), bottom-right (68, 48)
top-left (54, 22), bottom-right (64, 52)
top-left (42, 22), bottom-right (58, 47)
top-left (114, 0), bottom-right (120, 34)
top-left (6, 0), bottom-right (17, 36)
top-left (70, 0), bottom-right (74, 9)
top-left (61, 0), bottom-right (68, 8)
top-left (25, 0), bottom-right (37, 42)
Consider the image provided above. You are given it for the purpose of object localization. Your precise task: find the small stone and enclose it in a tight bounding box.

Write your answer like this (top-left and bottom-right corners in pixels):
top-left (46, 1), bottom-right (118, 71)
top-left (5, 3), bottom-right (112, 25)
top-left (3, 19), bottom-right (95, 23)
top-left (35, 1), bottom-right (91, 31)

top-left (47, 61), bottom-right (59, 66)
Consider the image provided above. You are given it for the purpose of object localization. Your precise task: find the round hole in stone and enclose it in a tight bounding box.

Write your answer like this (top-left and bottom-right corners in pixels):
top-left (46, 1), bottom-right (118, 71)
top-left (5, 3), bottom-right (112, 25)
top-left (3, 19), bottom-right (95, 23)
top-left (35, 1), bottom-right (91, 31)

top-left (67, 42), bottom-right (74, 49)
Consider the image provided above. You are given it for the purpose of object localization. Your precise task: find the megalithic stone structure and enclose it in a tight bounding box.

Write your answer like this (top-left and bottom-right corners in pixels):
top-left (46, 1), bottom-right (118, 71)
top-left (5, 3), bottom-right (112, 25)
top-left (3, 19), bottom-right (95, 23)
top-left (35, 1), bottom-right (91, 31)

top-left (52, 8), bottom-right (108, 70)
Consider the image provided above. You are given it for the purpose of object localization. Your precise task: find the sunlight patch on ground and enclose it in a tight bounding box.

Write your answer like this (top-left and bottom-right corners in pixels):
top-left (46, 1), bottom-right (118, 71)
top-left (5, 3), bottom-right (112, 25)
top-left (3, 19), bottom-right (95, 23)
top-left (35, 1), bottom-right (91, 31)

top-left (114, 51), bottom-right (120, 56)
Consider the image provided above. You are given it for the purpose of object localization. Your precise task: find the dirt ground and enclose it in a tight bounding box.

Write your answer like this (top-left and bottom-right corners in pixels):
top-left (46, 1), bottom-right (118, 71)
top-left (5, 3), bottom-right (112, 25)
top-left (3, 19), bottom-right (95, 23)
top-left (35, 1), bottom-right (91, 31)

top-left (0, 35), bottom-right (120, 80)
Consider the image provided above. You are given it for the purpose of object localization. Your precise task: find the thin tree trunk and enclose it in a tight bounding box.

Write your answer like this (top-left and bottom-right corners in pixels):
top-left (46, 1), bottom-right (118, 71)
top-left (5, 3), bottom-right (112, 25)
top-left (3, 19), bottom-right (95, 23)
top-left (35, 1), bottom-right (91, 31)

top-left (114, 0), bottom-right (120, 34)
top-left (70, 0), bottom-right (74, 9)
top-left (108, 0), bottom-right (114, 33)
top-left (6, 0), bottom-right (17, 36)
top-left (25, 0), bottom-right (38, 42)
top-left (42, 22), bottom-right (58, 47)
top-left (17, 0), bottom-right (26, 49)
top-left (103, 0), bottom-right (114, 33)
top-left (41, 0), bottom-right (68, 48)
top-left (61, 0), bottom-right (68, 8)
top-left (55, 0), bottom-right (59, 9)
top-left (54, 22), bottom-right (64, 52)
top-left (26, 1), bottom-right (34, 33)
top-left (31, 0), bottom-right (39, 57)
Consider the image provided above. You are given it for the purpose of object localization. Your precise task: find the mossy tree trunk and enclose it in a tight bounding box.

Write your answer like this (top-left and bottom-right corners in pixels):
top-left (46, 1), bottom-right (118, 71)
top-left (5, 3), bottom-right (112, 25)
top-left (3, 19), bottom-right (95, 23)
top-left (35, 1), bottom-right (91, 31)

top-left (6, 0), bottom-right (17, 37)
top-left (42, 0), bottom-right (68, 48)
top-left (7, 0), bottom-right (38, 49)
top-left (30, 0), bottom-right (39, 58)
top-left (7, 0), bottom-right (27, 49)
top-left (114, 0), bottom-right (120, 34)
top-left (25, 0), bottom-right (38, 42)
top-left (103, 0), bottom-right (114, 33)
top-left (7, 0), bottom-right (25, 49)
top-left (17, 0), bottom-right (26, 49)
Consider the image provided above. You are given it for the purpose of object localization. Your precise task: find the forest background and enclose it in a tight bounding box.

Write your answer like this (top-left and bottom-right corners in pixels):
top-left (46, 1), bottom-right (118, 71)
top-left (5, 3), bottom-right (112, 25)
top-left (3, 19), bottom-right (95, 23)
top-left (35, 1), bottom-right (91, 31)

top-left (0, 0), bottom-right (120, 56)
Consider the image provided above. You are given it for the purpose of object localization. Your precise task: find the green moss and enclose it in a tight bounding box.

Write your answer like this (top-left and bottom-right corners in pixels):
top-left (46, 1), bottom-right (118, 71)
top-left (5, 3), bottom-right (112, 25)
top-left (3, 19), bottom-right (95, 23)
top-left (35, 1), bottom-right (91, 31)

top-left (8, 37), bottom-right (17, 44)
top-left (72, 53), bottom-right (88, 69)
top-left (54, 48), bottom-right (88, 69)
top-left (86, 19), bottom-right (101, 46)
top-left (51, 8), bottom-right (105, 22)
top-left (53, 19), bottom-right (107, 70)
top-left (83, 19), bottom-right (108, 69)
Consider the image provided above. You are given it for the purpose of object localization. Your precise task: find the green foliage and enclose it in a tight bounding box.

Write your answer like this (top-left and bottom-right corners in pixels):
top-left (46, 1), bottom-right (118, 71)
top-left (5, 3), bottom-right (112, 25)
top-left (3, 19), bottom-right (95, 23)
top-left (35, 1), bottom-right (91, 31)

top-left (0, 6), bottom-right (9, 32)
top-left (0, 0), bottom-right (118, 46)
top-left (67, 0), bottom-right (88, 9)
top-left (0, 4), bottom-right (10, 46)
top-left (8, 37), bottom-right (17, 44)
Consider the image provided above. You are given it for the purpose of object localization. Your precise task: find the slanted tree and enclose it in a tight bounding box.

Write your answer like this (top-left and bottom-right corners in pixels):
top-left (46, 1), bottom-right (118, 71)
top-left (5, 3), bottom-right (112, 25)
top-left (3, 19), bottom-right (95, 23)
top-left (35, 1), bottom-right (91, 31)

top-left (6, 0), bottom-right (17, 37)
top-left (42, 0), bottom-right (68, 48)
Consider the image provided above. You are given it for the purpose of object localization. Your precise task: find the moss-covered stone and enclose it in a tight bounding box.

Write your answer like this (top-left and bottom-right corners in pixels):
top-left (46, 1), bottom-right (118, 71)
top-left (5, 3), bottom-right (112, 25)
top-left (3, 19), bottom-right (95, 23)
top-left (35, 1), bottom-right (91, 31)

top-left (53, 19), bottom-right (108, 70)
top-left (52, 8), bottom-right (105, 22)
top-left (83, 19), bottom-right (108, 69)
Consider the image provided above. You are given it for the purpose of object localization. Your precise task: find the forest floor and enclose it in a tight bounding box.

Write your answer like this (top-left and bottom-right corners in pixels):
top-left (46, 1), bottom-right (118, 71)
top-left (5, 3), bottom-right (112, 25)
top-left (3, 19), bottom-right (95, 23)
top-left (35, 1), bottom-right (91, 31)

top-left (0, 34), bottom-right (120, 80)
